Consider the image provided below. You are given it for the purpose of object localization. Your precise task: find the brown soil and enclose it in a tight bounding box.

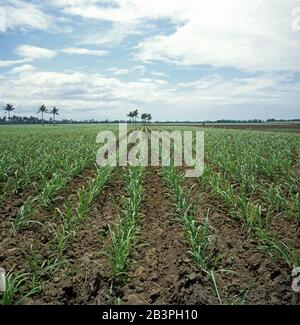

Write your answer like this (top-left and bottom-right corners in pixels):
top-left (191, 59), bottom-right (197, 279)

top-left (1, 127), bottom-right (299, 305)
top-left (0, 163), bottom-right (96, 226)
top-left (186, 178), bottom-right (299, 304)
top-left (28, 168), bottom-right (125, 305)
top-left (205, 163), bottom-right (300, 257)
top-left (112, 167), bottom-right (217, 305)
top-left (0, 164), bottom-right (98, 299)
top-left (28, 166), bottom-right (217, 305)
top-left (269, 215), bottom-right (300, 252)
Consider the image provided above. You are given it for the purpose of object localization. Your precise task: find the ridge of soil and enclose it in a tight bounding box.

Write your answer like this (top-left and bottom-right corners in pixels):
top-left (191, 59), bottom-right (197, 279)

top-left (0, 165), bottom-right (98, 301)
top-left (0, 163), bottom-right (96, 226)
top-left (113, 167), bottom-right (217, 305)
top-left (186, 177), bottom-right (299, 305)
top-left (29, 168), bottom-right (125, 304)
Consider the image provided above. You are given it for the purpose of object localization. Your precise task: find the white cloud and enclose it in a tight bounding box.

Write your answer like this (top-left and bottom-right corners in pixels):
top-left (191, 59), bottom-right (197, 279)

top-left (14, 45), bottom-right (109, 61)
top-left (132, 65), bottom-right (146, 72)
top-left (9, 64), bottom-right (36, 74)
top-left (0, 59), bottom-right (31, 68)
top-left (1, 66), bottom-right (299, 120)
top-left (15, 45), bottom-right (57, 60)
top-left (139, 78), bottom-right (168, 85)
top-left (151, 71), bottom-right (168, 78)
top-left (135, 0), bottom-right (300, 73)
top-left (0, 67), bottom-right (176, 117)
top-left (53, 0), bottom-right (182, 45)
top-left (177, 74), bottom-right (225, 89)
top-left (52, 0), bottom-right (300, 73)
top-left (52, 0), bottom-right (186, 23)
top-left (2, 0), bottom-right (54, 31)
top-left (107, 67), bottom-right (130, 75)
top-left (80, 22), bottom-right (140, 46)
top-left (60, 47), bottom-right (109, 56)
top-left (2, 1), bottom-right (300, 120)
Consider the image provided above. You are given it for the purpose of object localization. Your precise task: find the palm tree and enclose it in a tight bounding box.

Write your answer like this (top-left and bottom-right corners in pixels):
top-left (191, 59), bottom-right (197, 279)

top-left (147, 113), bottom-right (152, 124)
top-left (3, 104), bottom-right (15, 120)
top-left (127, 111), bottom-right (134, 124)
top-left (37, 105), bottom-right (47, 125)
top-left (50, 107), bottom-right (59, 123)
top-left (141, 113), bottom-right (148, 125)
top-left (133, 109), bottom-right (139, 125)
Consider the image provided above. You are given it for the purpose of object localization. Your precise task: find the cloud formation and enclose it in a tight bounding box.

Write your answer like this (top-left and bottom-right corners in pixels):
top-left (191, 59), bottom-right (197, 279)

top-left (15, 45), bottom-right (57, 60)
top-left (0, 0), bottom-right (300, 120)
top-left (2, 0), bottom-right (55, 31)
top-left (1, 65), bottom-right (299, 120)
top-left (51, 0), bottom-right (300, 73)
top-left (60, 47), bottom-right (109, 56)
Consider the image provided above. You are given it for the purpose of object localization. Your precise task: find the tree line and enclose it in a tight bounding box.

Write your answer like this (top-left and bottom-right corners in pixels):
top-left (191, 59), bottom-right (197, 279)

top-left (3, 104), bottom-right (298, 125)
top-left (1, 105), bottom-right (153, 125)
top-left (3, 104), bottom-right (59, 124)
top-left (127, 110), bottom-right (152, 125)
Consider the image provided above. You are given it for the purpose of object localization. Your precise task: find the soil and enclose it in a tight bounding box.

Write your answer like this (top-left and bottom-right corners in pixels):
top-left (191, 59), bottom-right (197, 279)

top-left (205, 162), bottom-right (300, 259)
top-left (1, 127), bottom-right (299, 305)
top-left (113, 167), bottom-right (217, 305)
top-left (0, 163), bottom-right (96, 226)
top-left (28, 168), bottom-right (125, 305)
top-left (185, 177), bottom-right (299, 304)
top-left (269, 215), bottom-right (300, 252)
top-left (19, 167), bottom-right (221, 305)
top-left (0, 164), bottom-right (98, 301)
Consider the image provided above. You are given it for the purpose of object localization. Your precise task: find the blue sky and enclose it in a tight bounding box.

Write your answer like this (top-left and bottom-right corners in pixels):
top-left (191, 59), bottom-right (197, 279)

top-left (0, 0), bottom-right (300, 121)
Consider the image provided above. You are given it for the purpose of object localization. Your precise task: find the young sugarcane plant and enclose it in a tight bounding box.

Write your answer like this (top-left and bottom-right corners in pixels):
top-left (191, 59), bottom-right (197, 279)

top-left (289, 193), bottom-right (300, 223)
top-left (22, 244), bottom-right (64, 292)
top-left (1, 272), bottom-right (39, 305)
top-left (108, 215), bottom-right (136, 280)
top-left (40, 173), bottom-right (66, 207)
top-left (48, 220), bottom-right (73, 258)
top-left (202, 162), bottom-right (300, 268)
top-left (50, 166), bottom-right (112, 258)
top-left (12, 197), bottom-right (42, 233)
top-left (108, 167), bottom-right (144, 281)
top-left (162, 166), bottom-right (227, 304)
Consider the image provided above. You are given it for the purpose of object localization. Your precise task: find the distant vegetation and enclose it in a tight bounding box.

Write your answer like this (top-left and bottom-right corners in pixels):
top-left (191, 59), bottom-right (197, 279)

top-left (2, 104), bottom-right (60, 125)
top-left (0, 103), bottom-right (299, 125)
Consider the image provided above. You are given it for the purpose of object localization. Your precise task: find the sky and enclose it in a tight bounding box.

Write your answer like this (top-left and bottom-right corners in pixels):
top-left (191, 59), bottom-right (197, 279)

top-left (0, 0), bottom-right (300, 121)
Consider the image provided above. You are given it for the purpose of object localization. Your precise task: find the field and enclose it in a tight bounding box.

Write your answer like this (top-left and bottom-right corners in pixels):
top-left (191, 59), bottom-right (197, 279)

top-left (0, 124), bottom-right (299, 305)
top-left (200, 123), bottom-right (300, 133)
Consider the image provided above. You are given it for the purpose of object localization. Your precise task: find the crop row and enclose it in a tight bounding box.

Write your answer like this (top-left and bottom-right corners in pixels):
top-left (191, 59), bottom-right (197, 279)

top-left (0, 125), bottom-right (117, 203)
top-left (1, 165), bottom-right (112, 305)
top-left (108, 167), bottom-right (144, 282)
